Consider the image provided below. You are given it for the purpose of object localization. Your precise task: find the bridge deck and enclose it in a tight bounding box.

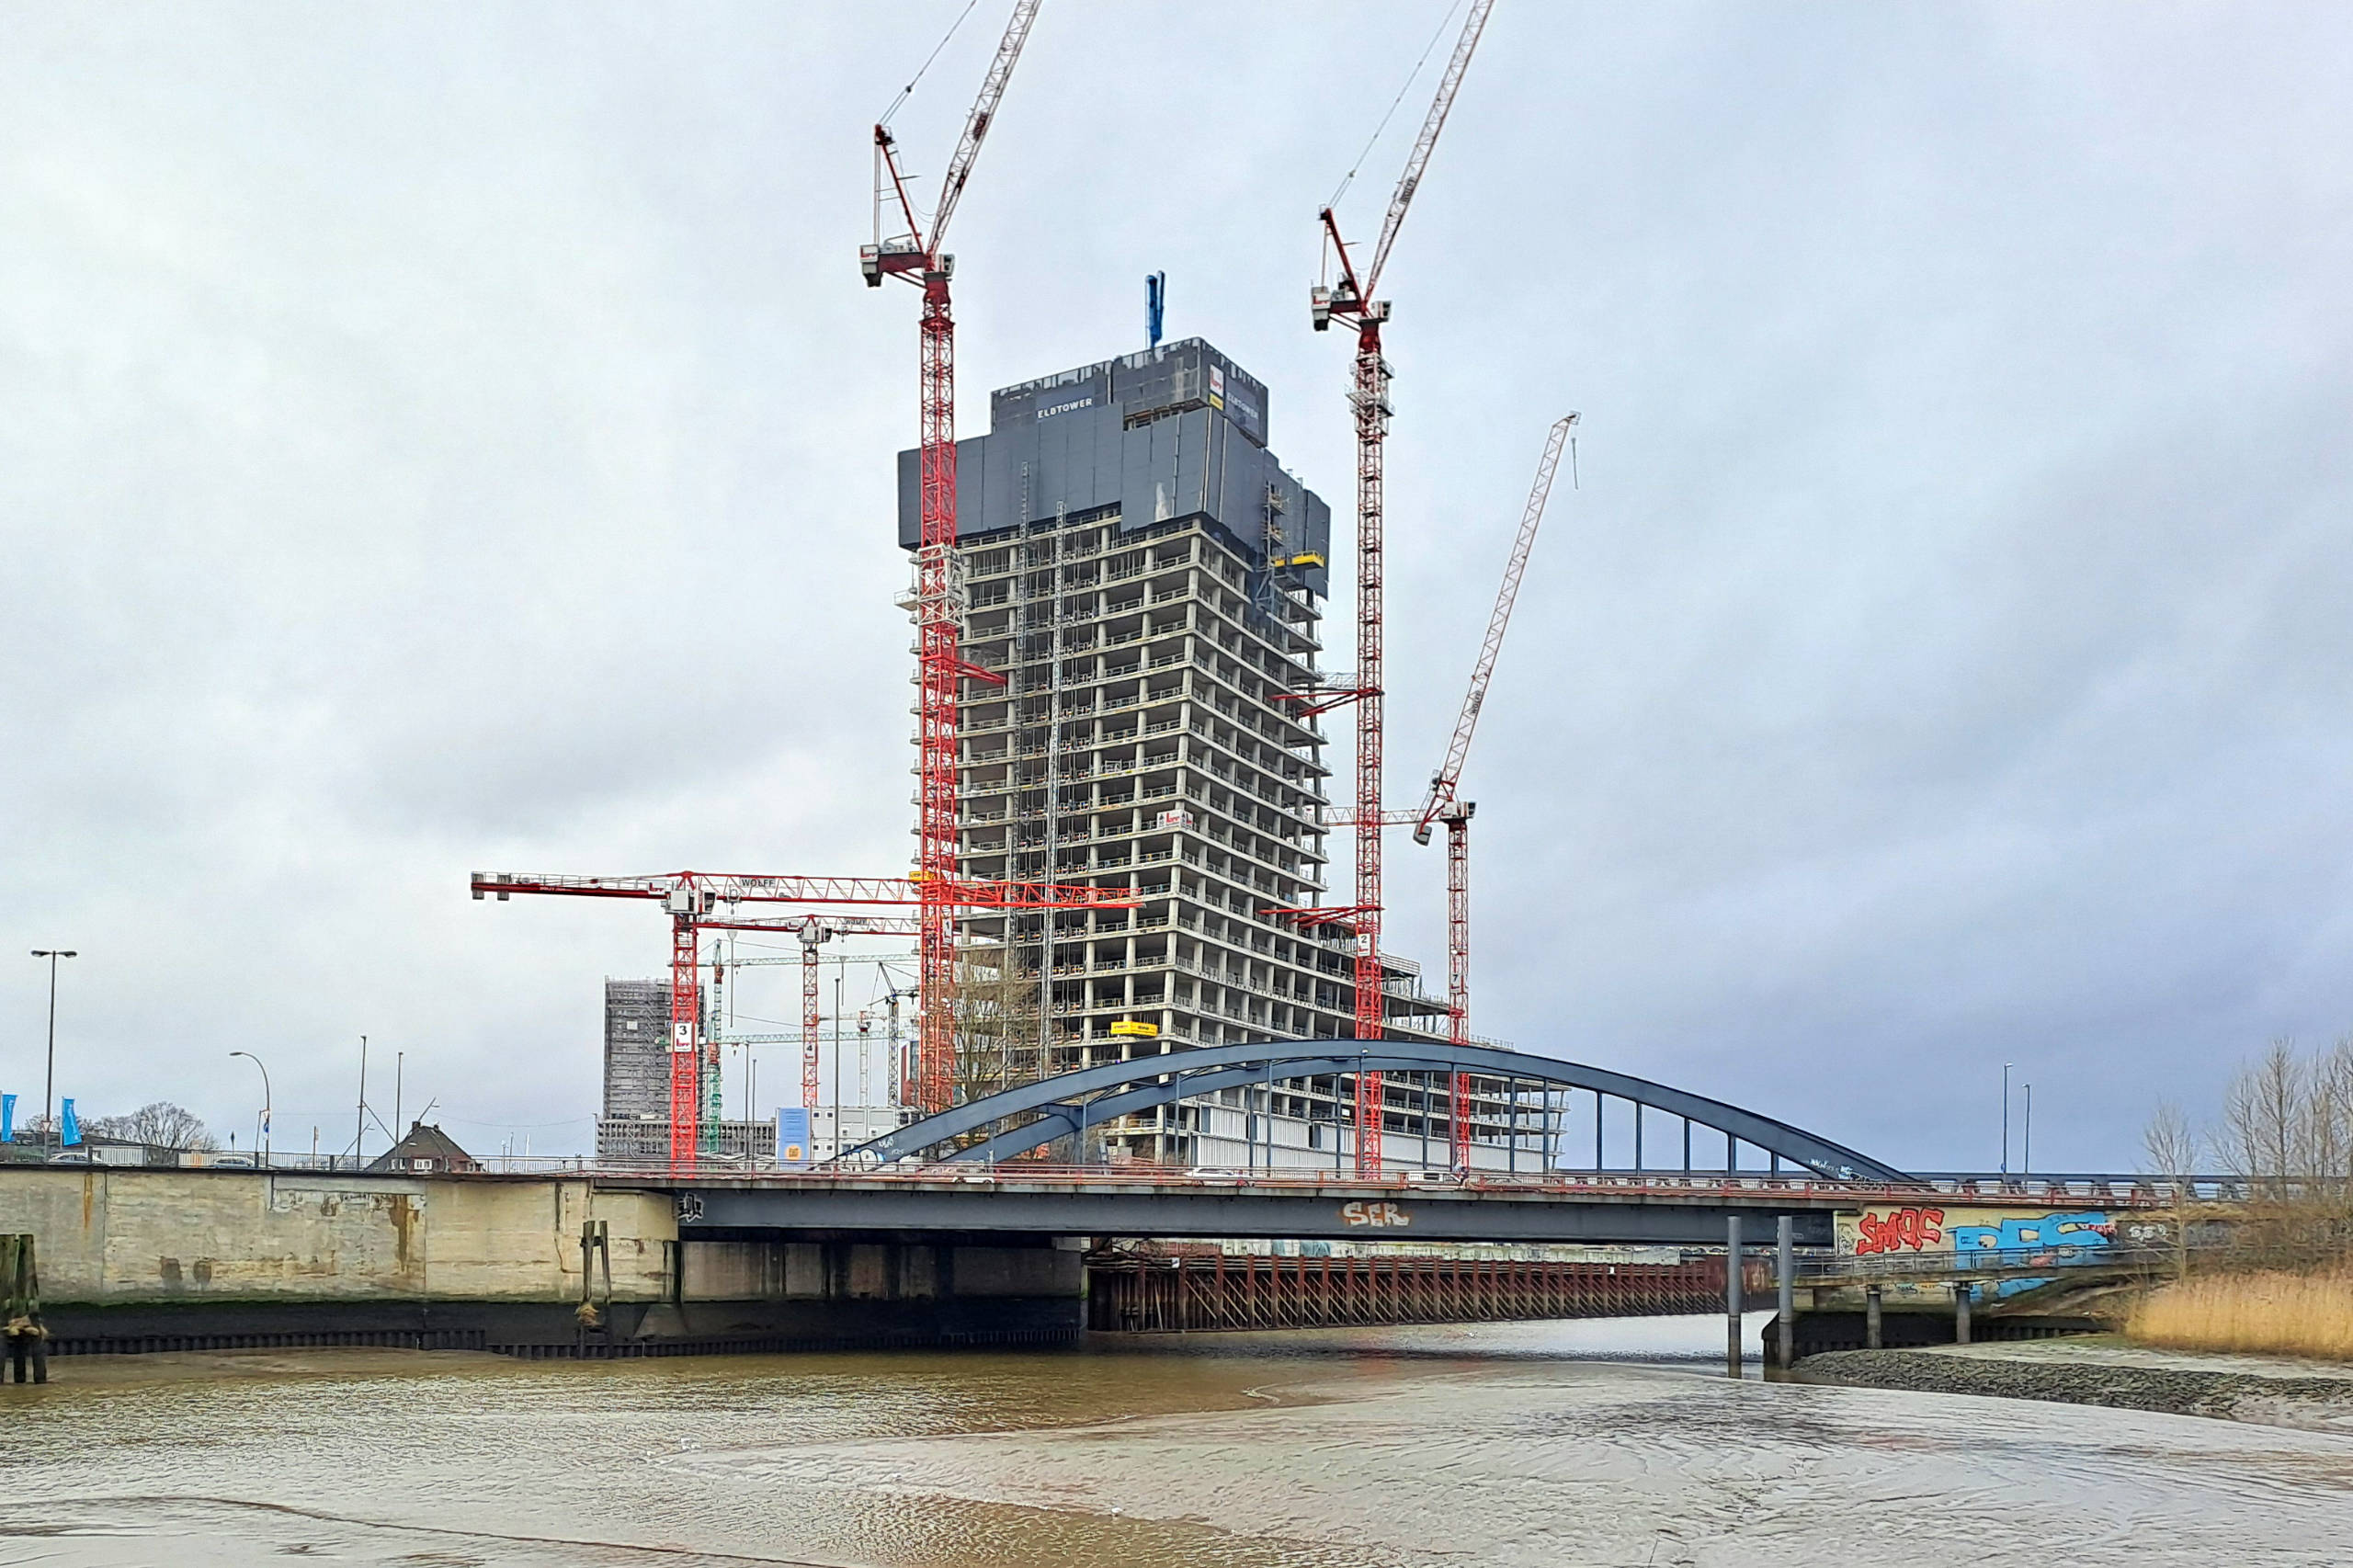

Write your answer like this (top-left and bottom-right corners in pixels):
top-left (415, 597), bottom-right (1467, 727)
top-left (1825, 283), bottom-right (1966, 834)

top-left (643, 1171), bottom-right (1889, 1246)
top-left (595, 1167), bottom-right (2178, 1247)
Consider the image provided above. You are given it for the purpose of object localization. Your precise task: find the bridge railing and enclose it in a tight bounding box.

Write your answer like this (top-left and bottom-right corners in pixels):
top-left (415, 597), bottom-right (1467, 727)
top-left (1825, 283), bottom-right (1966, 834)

top-left (431, 1160), bottom-right (2191, 1208)
top-left (1798, 1241), bottom-right (2211, 1282)
top-left (1900, 1173), bottom-right (2266, 1205)
top-left (594, 1163), bottom-right (1942, 1199)
top-left (140, 1154), bottom-right (2248, 1210)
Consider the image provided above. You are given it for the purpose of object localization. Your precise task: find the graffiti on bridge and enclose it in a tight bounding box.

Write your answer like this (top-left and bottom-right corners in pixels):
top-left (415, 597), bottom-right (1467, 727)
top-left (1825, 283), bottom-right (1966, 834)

top-left (1844, 1206), bottom-right (2120, 1260)
top-left (1840, 1205), bottom-right (2136, 1299)
top-left (1852, 1206), bottom-right (1944, 1256)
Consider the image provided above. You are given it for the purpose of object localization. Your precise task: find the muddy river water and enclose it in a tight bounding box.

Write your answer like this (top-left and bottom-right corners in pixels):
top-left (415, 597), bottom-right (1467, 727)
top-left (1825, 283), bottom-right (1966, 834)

top-left (3, 1317), bottom-right (2349, 1566)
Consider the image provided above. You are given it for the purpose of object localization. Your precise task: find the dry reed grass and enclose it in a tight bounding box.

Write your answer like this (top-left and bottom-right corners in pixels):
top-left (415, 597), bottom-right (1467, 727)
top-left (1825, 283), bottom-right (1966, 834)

top-left (2130, 1267), bottom-right (2353, 1360)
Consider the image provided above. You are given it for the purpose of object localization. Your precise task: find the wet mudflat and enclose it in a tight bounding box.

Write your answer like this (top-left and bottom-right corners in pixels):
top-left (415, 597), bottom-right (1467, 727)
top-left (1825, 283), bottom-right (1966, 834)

top-left (3, 1318), bottom-right (2350, 1566)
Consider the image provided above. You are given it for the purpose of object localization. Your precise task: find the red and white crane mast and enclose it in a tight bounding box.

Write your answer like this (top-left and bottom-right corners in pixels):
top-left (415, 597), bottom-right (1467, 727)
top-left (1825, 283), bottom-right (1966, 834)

top-left (862, 2), bottom-right (1042, 1119)
top-left (1311, 0), bottom-right (1493, 1174)
top-left (782, 915), bottom-right (920, 1116)
top-left (1409, 414), bottom-right (1575, 1165)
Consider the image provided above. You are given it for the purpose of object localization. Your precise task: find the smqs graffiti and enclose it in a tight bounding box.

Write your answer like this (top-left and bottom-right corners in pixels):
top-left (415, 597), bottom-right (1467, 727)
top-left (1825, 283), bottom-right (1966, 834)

top-left (1853, 1207), bottom-right (1943, 1256)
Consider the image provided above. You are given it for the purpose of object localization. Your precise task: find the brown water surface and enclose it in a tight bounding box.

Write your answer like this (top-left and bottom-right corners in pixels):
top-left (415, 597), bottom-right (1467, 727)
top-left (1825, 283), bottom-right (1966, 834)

top-left (3, 1318), bottom-right (2350, 1565)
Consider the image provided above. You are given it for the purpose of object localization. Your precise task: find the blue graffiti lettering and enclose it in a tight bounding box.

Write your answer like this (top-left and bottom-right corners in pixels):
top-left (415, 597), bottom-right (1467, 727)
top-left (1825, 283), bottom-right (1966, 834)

top-left (1948, 1210), bottom-right (2115, 1257)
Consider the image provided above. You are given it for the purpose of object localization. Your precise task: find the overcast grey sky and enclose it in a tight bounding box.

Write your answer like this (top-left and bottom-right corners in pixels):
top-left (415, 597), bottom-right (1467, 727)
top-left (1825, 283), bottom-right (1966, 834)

top-left (4, 3), bottom-right (2347, 1169)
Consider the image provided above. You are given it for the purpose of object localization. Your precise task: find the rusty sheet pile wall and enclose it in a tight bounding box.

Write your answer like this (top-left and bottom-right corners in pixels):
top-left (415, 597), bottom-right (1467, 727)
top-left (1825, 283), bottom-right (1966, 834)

top-left (1087, 1251), bottom-right (1730, 1333)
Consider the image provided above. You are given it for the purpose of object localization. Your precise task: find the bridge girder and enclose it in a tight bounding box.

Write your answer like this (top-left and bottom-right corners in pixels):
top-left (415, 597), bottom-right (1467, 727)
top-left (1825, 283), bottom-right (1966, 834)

top-left (667, 1178), bottom-right (1846, 1246)
top-left (849, 1039), bottom-right (1908, 1184)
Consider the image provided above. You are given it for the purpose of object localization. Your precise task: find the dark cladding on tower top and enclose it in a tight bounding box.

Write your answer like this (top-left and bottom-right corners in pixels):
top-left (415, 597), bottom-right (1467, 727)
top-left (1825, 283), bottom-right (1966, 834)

top-left (895, 337), bottom-right (1332, 597)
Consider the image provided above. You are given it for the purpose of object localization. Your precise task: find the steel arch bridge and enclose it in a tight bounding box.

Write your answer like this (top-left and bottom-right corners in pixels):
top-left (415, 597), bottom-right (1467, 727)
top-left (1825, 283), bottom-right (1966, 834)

top-left (849, 1040), bottom-right (1908, 1183)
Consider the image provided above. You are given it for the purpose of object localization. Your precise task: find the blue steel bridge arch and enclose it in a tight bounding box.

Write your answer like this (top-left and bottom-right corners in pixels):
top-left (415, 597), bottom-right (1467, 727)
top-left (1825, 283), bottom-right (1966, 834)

top-left (849, 1040), bottom-right (1911, 1183)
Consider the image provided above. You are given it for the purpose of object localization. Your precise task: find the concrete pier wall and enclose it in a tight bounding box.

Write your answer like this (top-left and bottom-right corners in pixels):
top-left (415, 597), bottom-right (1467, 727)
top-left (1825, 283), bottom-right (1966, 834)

top-left (0, 1169), bottom-right (1085, 1354)
top-left (0, 1168), bottom-right (676, 1303)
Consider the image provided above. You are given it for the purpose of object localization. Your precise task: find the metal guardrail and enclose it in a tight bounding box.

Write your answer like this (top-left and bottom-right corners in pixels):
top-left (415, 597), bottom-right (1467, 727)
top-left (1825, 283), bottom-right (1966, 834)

top-left (17, 1155), bottom-right (2266, 1210)
top-left (1899, 1174), bottom-right (2268, 1204)
top-left (460, 1164), bottom-right (2189, 1208)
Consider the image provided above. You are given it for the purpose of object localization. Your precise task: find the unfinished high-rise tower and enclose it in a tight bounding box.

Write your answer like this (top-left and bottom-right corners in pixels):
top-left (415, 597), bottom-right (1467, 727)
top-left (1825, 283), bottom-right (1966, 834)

top-left (899, 339), bottom-right (1463, 1165)
top-left (596, 979), bottom-right (774, 1164)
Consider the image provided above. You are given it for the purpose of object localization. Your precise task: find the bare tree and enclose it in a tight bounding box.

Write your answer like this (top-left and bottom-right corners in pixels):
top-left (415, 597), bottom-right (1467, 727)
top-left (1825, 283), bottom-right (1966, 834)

top-left (2143, 1098), bottom-right (2199, 1278)
top-left (85, 1102), bottom-right (218, 1151)
top-left (954, 943), bottom-right (1046, 1107)
top-left (2309, 1037), bottom-right (2353, 1200)
top-left (2167, 1036), bottom-right (2353, 1274)
top-left (2143, 1098), bottom-right (2197, 1190)
top-left (2220, 1039), bottom-right (2306, 1193)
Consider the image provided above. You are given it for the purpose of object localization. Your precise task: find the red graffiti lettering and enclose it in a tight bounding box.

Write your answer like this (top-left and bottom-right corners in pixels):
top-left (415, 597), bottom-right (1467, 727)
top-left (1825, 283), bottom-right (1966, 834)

top-left (1854, 1207), bottom-right (1945, 1256)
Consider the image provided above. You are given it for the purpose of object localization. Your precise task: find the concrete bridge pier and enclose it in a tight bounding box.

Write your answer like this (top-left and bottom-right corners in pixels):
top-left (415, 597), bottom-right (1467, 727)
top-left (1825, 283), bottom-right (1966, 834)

top-left (1725, 1214), bottom-right (1744, 1374)
top-left (1775, 1216), bottom-right (1794, 1369)
top-left (1777, 1276), bottom-right (2105, 1358)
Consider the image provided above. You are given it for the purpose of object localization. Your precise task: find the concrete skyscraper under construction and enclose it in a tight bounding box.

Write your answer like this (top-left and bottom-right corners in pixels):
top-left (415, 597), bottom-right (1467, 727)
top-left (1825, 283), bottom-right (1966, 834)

top-left (899, 339), bottom-right (1555, 1169)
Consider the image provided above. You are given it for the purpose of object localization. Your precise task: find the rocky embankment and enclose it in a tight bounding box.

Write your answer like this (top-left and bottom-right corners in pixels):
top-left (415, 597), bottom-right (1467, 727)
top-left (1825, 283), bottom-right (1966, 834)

top-left (1801, 1342), bottom-right (2353, 1431)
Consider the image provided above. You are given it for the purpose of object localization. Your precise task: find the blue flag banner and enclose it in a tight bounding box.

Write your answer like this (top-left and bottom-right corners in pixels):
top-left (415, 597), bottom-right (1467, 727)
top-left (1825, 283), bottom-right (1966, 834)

top-left (60, 1097), bottom-right (81, 1146)
top-left (1, 1094), bottom-right (13, 1143)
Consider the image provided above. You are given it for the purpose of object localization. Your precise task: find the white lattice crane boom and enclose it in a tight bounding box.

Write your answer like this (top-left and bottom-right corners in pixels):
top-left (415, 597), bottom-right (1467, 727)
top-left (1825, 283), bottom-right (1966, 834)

top-left (1414, 413), bottom-right (1577, 845)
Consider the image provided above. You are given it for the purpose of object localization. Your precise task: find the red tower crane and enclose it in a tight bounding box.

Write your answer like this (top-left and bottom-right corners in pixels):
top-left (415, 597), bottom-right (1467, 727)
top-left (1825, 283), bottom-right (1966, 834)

top-left (472, 869), bottom-right (1129, 1163)
top-left (779, 914), bottom-right (919, 1114)
top-left (862, 2), bottom-right (1043, 1120)
top-left (683, 914), bottom-right (923, 1147)
top-left (1310, 0), bottom-right (1494, 1174)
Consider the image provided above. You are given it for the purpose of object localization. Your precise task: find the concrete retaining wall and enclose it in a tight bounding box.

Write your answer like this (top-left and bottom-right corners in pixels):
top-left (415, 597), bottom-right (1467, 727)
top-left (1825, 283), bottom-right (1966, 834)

top-left (0, 1168), bottom-right (676, 1304)
top-left (0, 1168), bottom-right (1086, 1355)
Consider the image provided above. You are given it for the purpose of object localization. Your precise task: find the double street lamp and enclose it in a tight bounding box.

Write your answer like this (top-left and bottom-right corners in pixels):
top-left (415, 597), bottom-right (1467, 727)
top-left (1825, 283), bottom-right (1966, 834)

top-left (29, 949), bottom-right (76, 1157)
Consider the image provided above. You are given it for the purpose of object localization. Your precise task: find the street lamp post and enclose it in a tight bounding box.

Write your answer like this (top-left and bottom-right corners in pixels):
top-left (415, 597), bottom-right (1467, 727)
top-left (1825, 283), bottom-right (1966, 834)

top-left (230, 1051), bottom-right (272, 1167)
top-left (2001, 1062), bottom-right (2013, 1178)
top-left (29, 950), bottom-right (76, 1158)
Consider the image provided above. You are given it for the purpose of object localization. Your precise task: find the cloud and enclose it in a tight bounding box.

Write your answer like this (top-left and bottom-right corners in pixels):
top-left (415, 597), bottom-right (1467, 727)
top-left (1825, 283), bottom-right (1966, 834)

top-left (2, 3), bottom-right (2347, 1171)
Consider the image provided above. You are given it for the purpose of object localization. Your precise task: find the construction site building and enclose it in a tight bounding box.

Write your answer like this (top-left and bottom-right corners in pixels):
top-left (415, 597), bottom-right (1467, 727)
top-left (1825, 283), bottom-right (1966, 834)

top-left (597, 978), bottom-right (745, 1162)
top-left (810, 1104), bottom-right (921, 1164)
top-left (900, 339), bottom-right (1483, 1165)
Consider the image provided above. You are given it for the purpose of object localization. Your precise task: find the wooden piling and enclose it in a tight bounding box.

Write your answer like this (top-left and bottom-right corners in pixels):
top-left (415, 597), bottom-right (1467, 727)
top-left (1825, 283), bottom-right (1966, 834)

top-left (3, 1233), bottom-right (47, 1383)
